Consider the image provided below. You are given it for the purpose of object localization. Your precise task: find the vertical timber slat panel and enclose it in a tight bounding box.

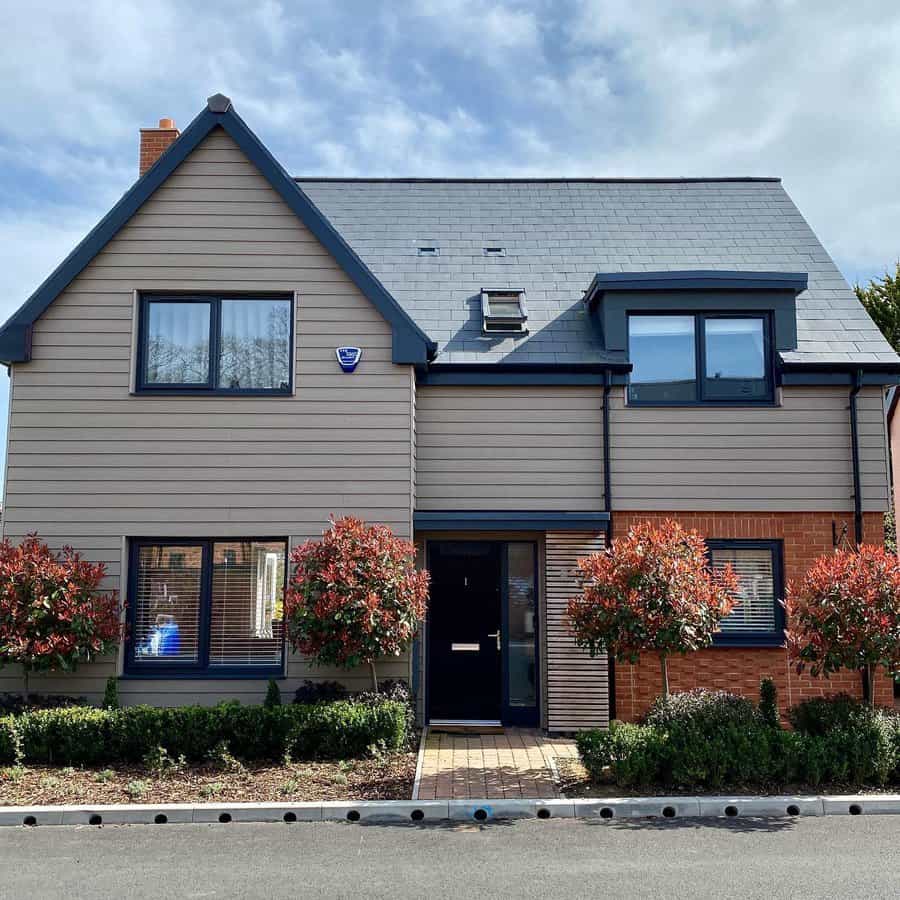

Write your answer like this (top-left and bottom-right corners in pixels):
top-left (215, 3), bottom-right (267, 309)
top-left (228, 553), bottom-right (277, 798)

top-left (545, 530), bottom-right (609, 731)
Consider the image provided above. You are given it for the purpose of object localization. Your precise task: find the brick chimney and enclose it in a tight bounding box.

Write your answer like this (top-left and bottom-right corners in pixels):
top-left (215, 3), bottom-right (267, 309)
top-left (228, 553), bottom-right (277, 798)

top-left (139, 117), bottom-right (180, 176)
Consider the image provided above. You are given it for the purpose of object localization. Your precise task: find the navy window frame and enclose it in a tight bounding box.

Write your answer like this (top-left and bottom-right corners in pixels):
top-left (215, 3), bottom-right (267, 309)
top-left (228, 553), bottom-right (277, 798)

top-left (136, 293), bottom-right (294, 396)
top-left (124, 537), bottom-right (288, 679)
top-left (707, 539), bottom-right (785, 647)
top-left (627, 311), bottom-right (775, 406)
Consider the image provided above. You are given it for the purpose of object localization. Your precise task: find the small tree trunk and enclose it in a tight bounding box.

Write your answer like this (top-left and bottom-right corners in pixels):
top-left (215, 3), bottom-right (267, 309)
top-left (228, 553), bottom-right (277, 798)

top-left (369, 660), bottom-right (378, 694)
top-left (23, 668), bottom-right (29, 701)
top-left (659, 652), bottom-right (670, 699)
top-left (866, 663), bottom-right (876, 708)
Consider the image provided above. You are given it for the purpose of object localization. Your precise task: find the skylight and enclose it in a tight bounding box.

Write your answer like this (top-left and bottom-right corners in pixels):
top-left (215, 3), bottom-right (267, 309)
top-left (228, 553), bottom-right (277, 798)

top-left (481, 289), bottom-right (527, 334)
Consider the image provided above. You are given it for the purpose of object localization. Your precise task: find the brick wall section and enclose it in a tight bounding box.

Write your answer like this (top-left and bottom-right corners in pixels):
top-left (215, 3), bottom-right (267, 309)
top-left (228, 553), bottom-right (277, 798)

top-left (612, 511), bottom-right (894, 722)
top-left (139, 127), bottom-right (180, 176)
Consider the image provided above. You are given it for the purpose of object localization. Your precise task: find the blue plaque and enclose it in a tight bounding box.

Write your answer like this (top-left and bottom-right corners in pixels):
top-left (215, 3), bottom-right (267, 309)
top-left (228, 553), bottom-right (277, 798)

top-left (336, 346), bottom-right (362, 373)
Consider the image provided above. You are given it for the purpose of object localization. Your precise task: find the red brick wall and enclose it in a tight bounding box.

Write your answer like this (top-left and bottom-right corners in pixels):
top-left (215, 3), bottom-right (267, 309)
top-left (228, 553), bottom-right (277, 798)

top-left (612, 511), bottom-right (894, 722)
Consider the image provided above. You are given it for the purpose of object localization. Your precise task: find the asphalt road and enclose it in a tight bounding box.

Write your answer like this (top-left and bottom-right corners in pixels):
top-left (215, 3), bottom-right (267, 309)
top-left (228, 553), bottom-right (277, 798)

top-left (0, 816), bottom-right (897, 899)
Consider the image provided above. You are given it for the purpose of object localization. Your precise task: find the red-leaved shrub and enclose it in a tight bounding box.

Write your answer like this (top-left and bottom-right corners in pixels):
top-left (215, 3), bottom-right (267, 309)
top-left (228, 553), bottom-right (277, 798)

top-left (0, 534), bottom-right (122, 695)
top-left (284, 517), bottom-right (429, 691)
top-left (786, 544), bottom-right (900, 705)
top-left (566, 519), bottom-right (739, 696)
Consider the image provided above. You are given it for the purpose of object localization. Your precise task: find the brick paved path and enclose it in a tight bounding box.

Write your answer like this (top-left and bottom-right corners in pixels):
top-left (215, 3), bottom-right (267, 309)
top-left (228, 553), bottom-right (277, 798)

top-left (413, 728), bottom-right (579, 800)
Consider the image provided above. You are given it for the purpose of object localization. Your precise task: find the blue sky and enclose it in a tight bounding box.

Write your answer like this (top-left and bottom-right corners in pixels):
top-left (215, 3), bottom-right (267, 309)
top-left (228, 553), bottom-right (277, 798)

top-left (2, 0), bottom-right (900, 488)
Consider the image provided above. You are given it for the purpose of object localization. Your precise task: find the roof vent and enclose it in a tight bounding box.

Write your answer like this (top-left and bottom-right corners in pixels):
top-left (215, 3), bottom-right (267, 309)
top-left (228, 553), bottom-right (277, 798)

top-left (483, 247), bottom-right (506, 257)
top-left (417, 246), bottom-right (440, 257)
top-left (481, 289), bottom-right (527, 334)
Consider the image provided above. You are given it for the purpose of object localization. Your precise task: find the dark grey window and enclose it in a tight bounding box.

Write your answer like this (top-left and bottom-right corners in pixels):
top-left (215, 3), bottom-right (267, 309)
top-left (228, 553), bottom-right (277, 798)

top-left (139, 295), bottom-right (292, 394)
top-left (704, 317), bottom-right (768, 400)
top-left (708, 540), bottom-right (785, 645)
top-left (628, 313), bottom-right (772, 404)
top-left (628, 314), bottom-right (697, 402)
top-left (126, 538), bottom-right (287, 677)
top-left (145, 300), bottom-right (212, 386)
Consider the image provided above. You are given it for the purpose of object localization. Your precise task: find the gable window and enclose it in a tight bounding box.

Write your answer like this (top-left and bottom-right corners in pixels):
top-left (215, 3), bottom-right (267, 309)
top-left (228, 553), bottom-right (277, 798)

top-left (481, 289), bottom-right (527, 334)
top-left (627, 313), bottom-right (772, 404)
top-left (126, 539), bottom-right (287, 677)
top-left (708, 540), bottom-right (785, 646)
top-left (138, 294), bottom-right (293, 394)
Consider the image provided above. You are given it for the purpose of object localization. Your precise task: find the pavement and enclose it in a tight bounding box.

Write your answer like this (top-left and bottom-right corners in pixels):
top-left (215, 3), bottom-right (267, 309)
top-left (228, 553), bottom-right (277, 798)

top-left (415, 727), bottom-right (579, 799)
top-left (0, 816), bottom-right (898, 899)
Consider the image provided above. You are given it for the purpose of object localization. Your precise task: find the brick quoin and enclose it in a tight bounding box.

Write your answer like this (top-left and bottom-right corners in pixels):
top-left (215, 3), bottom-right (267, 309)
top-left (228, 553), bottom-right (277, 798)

top-left (611, 511), bottom-right (894, 722)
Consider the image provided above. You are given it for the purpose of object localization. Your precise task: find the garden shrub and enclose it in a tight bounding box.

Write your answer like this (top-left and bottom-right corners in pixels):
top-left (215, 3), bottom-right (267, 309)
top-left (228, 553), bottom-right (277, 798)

top-left (264, 679), bottom-right (282, 708)
top-left (293, 680), bottom-right (346, 704)
top-left (759, 678), bottom-right (779, 728)
top-left (0, 699), bottom-right (409, 766)
top-left (645, 688), bottom-right (762, 731)
top-left (102, 677), bottom-right (119, 710)
top-left (576, 722), bottom-right (668, 787)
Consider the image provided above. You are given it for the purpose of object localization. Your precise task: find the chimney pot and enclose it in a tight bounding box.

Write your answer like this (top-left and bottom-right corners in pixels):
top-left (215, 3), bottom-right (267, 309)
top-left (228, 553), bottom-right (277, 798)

top-left (139, 117), bottom-right (180, 177)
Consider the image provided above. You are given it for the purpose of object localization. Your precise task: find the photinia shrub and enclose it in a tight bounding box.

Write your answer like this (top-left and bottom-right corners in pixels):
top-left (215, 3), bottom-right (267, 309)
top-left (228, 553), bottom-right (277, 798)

top-left (284, 517), bottom-right (429, 692)
top-left (0, 534), bottom-right (122, 696)
top-left (566, 519), bottom-right (739, 696)
top-left (785, 545), bottom-right (900, 706)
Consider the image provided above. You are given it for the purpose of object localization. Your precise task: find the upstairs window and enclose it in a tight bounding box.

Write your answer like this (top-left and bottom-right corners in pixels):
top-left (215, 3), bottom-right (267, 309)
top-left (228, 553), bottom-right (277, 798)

top-left (481, 289), bottom-right (527, 334)
top-left (138, 294), bottom-right (292, 393)
top-left (627, 313), bottom-right (771, 404)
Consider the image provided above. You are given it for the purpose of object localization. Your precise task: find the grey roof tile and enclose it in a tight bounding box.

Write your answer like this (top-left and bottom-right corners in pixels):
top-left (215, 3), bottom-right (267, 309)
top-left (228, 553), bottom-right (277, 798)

top-left (296, 178), bottom-right (898, 366)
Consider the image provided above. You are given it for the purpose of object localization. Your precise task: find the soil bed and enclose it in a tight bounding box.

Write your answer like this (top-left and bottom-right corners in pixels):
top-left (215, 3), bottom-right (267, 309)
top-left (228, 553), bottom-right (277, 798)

top-left (0, 754), bottom-right (417, 806)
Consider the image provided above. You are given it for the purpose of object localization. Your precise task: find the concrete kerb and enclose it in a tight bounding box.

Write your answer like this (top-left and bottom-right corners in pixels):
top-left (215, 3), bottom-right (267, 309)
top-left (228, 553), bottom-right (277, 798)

top-left (0, 794), bottom-right (898, 827)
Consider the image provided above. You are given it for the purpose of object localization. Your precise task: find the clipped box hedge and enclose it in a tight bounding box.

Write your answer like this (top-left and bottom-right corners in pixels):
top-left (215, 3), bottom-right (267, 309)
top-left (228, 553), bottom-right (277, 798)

top-left (0, 699), bottom-right (409, 767)
top-left (576, 690), bottom-right (900, 791)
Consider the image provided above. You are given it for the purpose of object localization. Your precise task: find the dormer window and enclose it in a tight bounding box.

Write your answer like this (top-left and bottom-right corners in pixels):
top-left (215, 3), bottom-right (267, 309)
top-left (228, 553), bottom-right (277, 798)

top-left (627, 313), bottom-right (772, 405)
top-left (481, 289), bottom-right (527, 334)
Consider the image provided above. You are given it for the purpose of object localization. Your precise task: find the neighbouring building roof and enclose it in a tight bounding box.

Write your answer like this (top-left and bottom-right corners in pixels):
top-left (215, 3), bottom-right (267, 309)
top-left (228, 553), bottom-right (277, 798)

top-left (297, 177), bottom-right (899, 367)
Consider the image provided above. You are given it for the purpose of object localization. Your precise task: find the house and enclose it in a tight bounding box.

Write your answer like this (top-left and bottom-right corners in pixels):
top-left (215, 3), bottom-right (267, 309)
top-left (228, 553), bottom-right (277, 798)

top-left (0, 94), bottom-right (896, 729)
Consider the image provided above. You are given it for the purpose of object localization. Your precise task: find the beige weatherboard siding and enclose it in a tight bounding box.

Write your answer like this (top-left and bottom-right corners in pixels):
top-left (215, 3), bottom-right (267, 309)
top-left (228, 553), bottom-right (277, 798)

top-left (609, 385), bottom-right (889, 512)
top-left (415, 385), bottom-right (605, 511)
top-left (0, 127), bottom-right (415, 704)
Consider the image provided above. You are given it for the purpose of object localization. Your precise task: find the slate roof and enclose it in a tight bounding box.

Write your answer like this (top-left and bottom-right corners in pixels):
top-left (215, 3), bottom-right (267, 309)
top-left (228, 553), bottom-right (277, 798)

top-left (297, 177), bottom-right (898, 367)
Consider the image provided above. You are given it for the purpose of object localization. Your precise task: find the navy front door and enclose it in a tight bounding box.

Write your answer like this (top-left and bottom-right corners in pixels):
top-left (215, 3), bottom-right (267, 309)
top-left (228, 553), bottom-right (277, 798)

top-left (427, 541), bottom-right (539, 726)
top-left (427, 542), bottom-right (502, 721)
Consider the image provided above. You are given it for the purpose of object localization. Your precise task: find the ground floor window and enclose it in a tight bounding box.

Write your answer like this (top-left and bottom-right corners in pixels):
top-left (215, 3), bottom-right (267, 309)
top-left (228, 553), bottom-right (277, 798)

top-left (126, 538), bottom-right (287, 677)
top-left (707, 539), bottom-right (785, 646)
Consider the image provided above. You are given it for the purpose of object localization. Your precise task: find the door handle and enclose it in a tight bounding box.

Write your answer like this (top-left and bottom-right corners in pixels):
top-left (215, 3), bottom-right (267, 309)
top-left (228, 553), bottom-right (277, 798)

top-left (487, 630), bottom-right (501, 651)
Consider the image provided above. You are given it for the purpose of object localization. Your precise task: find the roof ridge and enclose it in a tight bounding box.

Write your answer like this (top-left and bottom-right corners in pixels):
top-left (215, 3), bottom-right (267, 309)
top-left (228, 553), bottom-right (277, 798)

top-left (292, 176), bottom-right (782, 184)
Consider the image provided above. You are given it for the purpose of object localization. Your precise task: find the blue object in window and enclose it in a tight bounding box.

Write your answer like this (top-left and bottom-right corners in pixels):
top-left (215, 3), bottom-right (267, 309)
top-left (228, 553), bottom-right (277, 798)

top-left (151, 618), bottom-right (181, 657)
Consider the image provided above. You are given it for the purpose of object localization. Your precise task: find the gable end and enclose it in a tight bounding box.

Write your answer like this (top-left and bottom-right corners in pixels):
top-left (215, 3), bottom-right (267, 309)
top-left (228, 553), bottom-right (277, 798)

top-left (0, 95), bottom-right (435, 367)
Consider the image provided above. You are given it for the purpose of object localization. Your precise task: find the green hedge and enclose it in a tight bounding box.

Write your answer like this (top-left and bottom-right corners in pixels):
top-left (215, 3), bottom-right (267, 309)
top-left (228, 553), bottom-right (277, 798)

top-left (577, 691), bottom-right (900, 791)
top-left (0, 699), bottom-right (409, 767)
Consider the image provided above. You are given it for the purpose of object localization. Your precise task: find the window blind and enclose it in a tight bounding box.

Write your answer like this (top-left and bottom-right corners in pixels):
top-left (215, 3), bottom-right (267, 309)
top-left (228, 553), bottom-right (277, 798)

top-left (209, 541), bottom-right (286, 668)
top-left (711, 546), bottom-right (777, 633)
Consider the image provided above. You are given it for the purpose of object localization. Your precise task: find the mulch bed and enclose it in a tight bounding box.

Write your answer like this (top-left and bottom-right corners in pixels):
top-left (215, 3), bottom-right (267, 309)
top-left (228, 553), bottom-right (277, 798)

top-left (0, 754), bottom-right (417, 806)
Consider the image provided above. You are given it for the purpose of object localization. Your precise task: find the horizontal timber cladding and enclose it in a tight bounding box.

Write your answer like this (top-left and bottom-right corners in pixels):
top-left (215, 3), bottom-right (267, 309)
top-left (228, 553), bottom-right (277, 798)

top-left (545, 531), bottom-right (609, 731)
top-left (415, 385), bottom-right (605, 511)
top-left (608, 385), bottom-right (890, 512)
top-left (1, 127), bottom-right (415, 705)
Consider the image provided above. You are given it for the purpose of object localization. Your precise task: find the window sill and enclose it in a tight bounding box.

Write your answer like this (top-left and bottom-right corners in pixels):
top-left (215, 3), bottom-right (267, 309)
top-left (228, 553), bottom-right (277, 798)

top-left (626, 399), bottom-right (777, 408)
top-left (712, 635), bottom-right (785, 649)
top-left (122, 669), bottom-right (286, 680)
top-left (131, 389), bottom-right (293, 398)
